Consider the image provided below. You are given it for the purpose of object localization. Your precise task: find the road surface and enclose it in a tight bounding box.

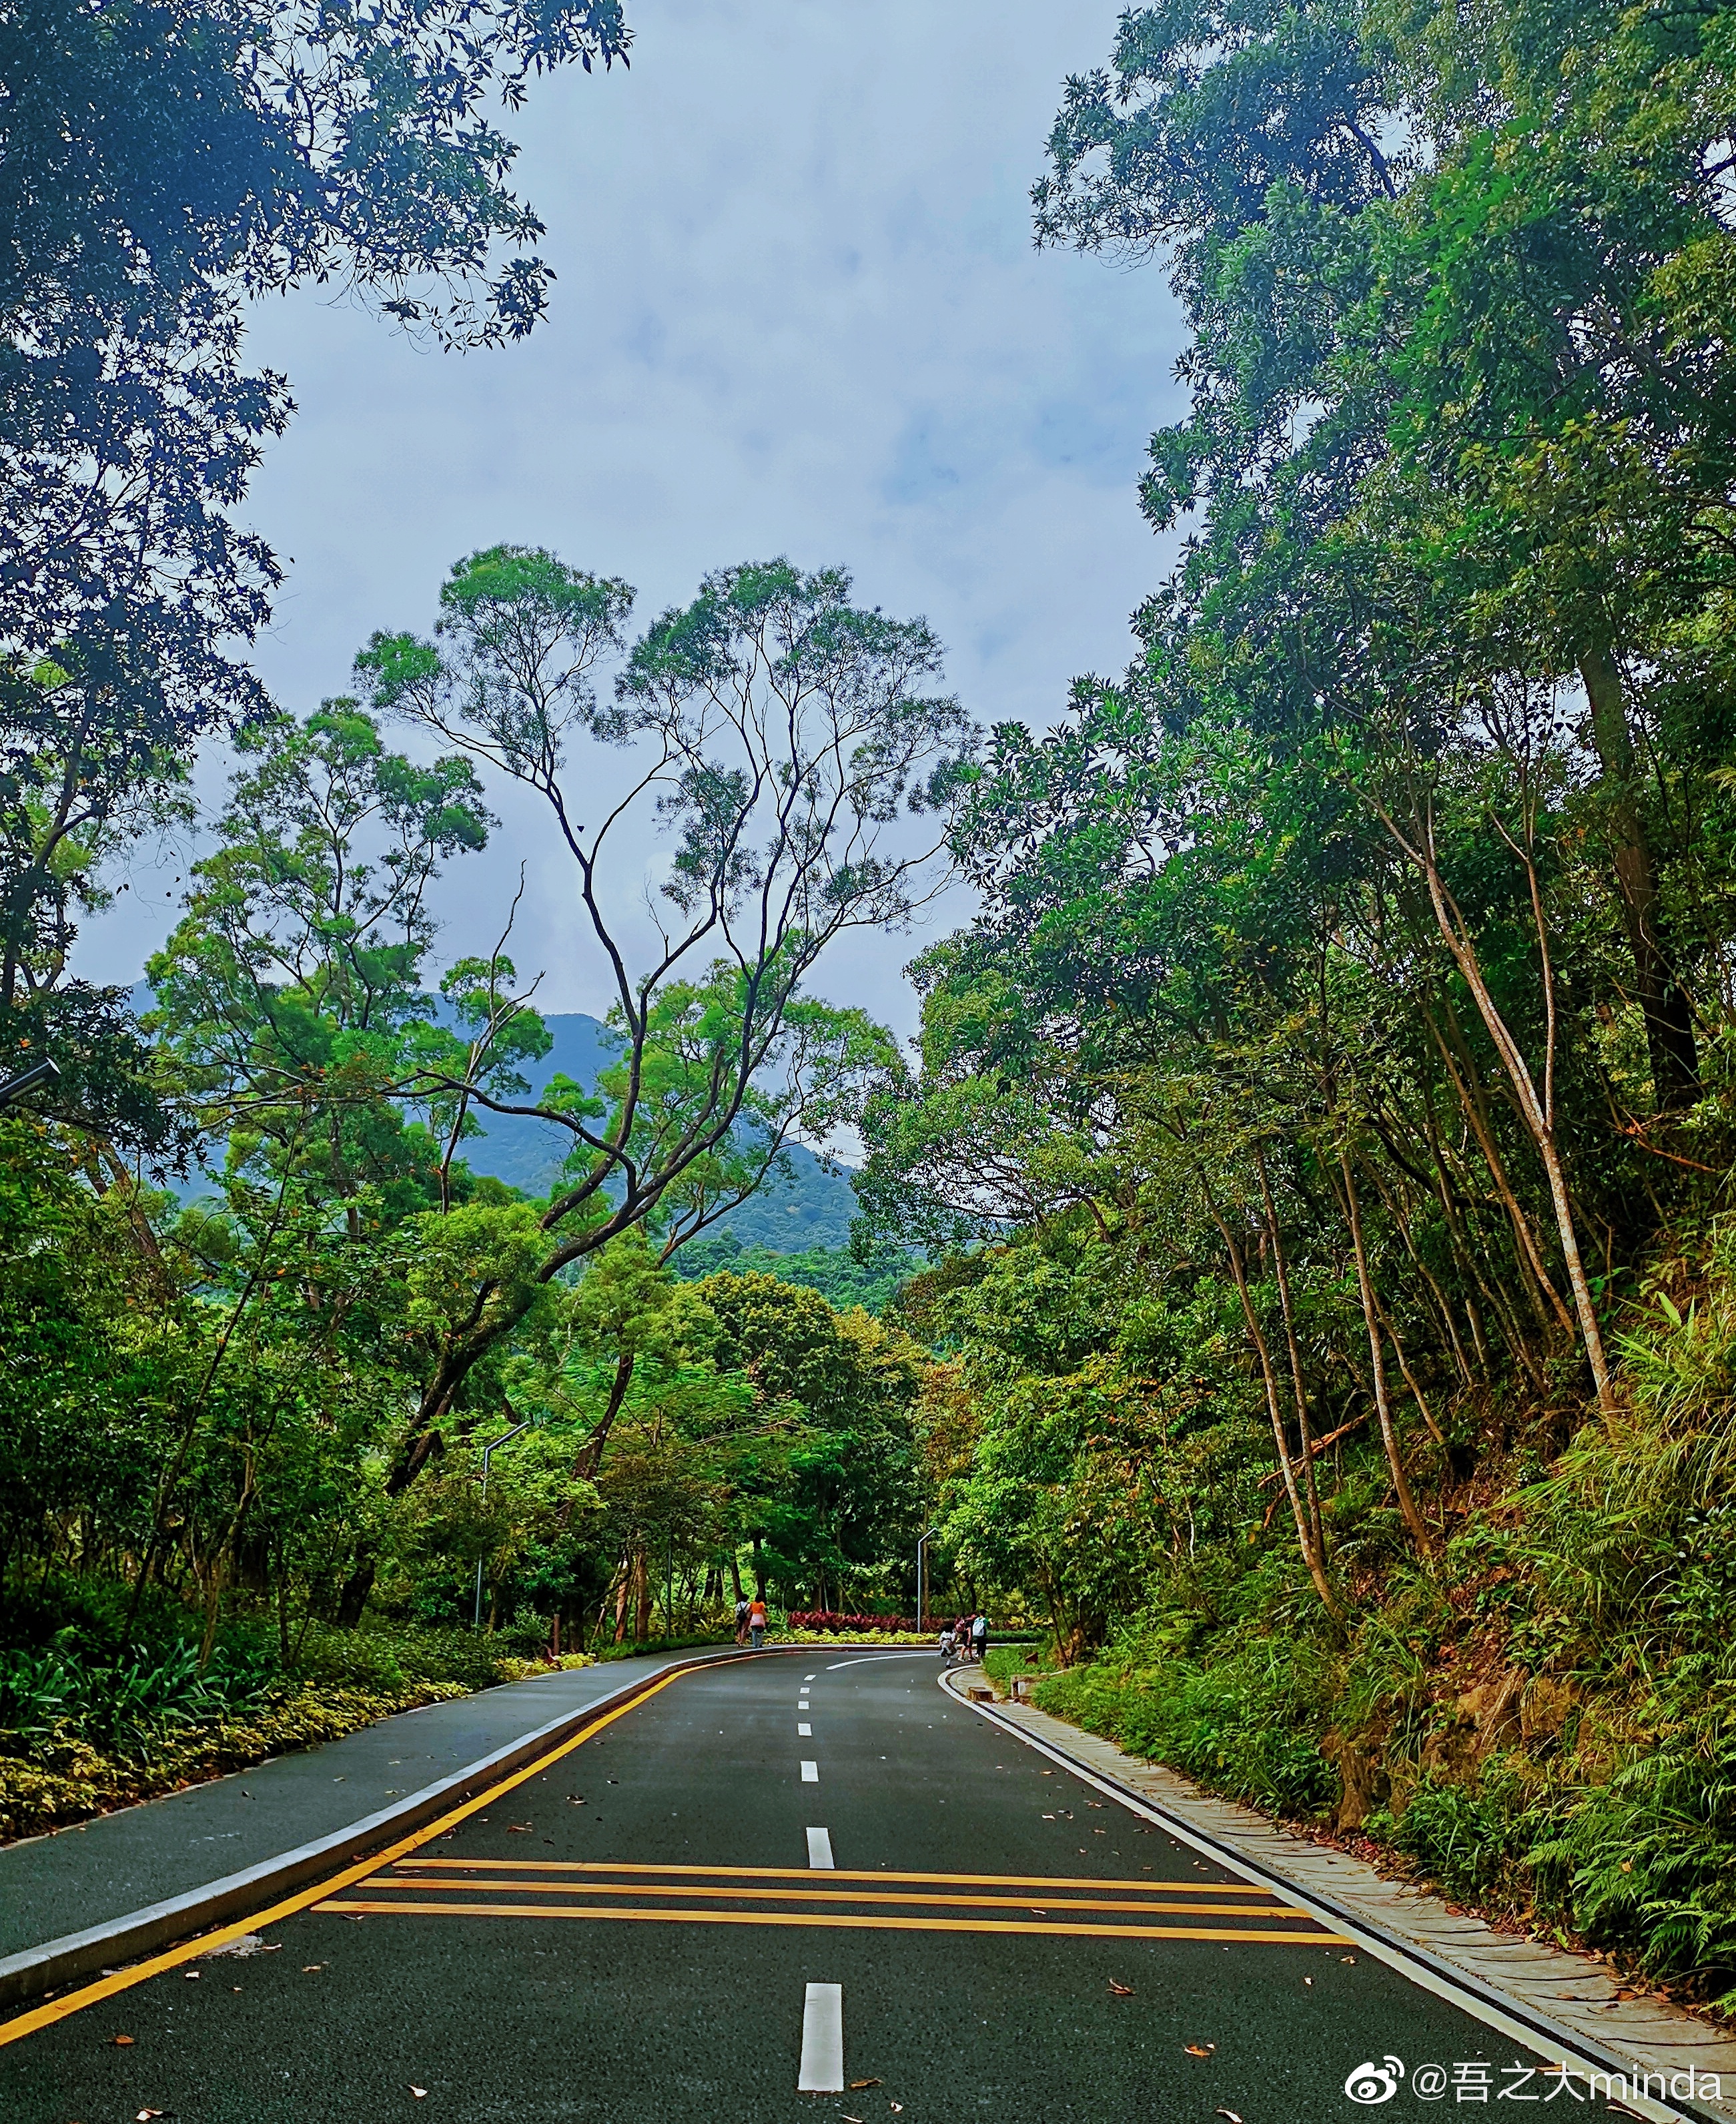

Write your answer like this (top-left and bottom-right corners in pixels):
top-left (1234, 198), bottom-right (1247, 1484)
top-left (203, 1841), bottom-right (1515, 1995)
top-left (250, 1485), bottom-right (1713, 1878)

top-left (0, 1649), bottom-right (1623, 2121)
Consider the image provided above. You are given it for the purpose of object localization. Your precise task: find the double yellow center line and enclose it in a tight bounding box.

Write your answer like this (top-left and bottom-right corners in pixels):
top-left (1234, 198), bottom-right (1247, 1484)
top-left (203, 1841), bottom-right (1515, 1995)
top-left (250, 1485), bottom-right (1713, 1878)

top-left (316, 1858), bottom-right (1350, 1946)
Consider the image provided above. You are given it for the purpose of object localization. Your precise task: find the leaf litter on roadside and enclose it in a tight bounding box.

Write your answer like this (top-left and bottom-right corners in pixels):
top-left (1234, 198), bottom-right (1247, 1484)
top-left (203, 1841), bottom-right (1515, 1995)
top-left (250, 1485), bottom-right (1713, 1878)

top-left (1185, 2042), bottom-right (1216, 2057)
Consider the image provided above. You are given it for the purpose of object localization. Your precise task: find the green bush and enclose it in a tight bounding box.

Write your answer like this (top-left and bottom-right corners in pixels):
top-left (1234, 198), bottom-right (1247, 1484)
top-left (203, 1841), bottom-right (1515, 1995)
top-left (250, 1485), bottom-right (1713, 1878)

top-left (1035, 1630), bottom-right (1338, 1818)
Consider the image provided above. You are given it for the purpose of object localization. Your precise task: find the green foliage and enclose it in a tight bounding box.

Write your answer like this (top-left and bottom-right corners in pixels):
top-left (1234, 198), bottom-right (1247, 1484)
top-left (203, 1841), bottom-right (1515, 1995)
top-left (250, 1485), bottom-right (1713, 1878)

top-left (1037, 1626), bottom-right (1340, 1819)
top-left (671, 1233), bottom-right (919, 1316)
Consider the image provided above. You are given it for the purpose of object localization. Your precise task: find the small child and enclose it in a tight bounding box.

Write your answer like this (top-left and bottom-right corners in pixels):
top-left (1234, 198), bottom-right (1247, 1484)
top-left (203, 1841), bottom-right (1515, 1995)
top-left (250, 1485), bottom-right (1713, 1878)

top-left (938, 1622), bottom-right (957, 1662)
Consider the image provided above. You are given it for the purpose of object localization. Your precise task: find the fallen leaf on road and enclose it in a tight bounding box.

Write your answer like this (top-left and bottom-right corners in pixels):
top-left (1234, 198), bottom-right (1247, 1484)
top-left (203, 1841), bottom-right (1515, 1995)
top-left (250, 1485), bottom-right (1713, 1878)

top-left (849, 2081), bottom-right (881, 2090)
top-left (1340, 1955), bottom-right (1355, 1965)
top-left (302, 1965), bottom-right (324, 1973)
top-left (1108, 1981), bottom-right (1135, 1997)
top-left (182, 1971), bottom-right (199, 1980)
top-left (1041, 1813), bottom-right (1055, 1820)
top-left (1216, 2109), bottom-right (1244, 2122)
top-left (1184, 2043), bottom-right (1216, 2057)
top-left (110, 2035), bottom-right (135, 2046)
top-left (1304, 1977), bottom-right (1313, 1987)
top-left (136, 2109), bottom-right (170, 2119)
top-left (891, 2105), bottom-right (903, 2113)
top-left (507, 1824), bottom-right (533, 1833)
top-left (410, 2087), bottom-right (427, 2099)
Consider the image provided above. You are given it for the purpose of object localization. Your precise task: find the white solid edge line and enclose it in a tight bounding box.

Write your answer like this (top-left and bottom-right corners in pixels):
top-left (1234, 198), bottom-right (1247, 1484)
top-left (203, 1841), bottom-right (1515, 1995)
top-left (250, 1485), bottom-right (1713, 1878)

top-left (825, 1651), bottom-right (938, 1670)
top-left (800, 1760), bottom-right (819, 1782)
top-left (935, 1672), bottom-right (1688, 2124)
top-left (797, 1981), bottom-right (844, 2093)
top-left (807, 1826), bottom-right (835, 1871)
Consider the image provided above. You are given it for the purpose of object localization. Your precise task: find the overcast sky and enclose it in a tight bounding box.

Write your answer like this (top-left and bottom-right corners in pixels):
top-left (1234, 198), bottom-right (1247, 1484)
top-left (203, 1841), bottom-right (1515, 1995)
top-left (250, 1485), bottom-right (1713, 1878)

top-left (79, 0), bottom-right (1184, 1036)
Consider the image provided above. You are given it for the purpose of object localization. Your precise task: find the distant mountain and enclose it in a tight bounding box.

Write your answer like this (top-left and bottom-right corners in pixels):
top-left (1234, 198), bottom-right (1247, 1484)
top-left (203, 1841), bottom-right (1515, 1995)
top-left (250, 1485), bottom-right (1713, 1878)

top-left (457, 1010), bottom-right (611, 1196)
top-left (129, 984), bottom-right (858, 1247)
top-left (459, 1010), bottom-right (858, 1247)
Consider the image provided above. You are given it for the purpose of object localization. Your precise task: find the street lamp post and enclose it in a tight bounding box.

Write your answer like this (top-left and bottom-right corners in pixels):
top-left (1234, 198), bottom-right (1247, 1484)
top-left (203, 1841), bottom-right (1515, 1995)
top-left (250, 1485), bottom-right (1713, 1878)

top-left (915, 1525), bottom-right (937, 1634)
top-left (473, 1419), bottom-right (531, 1631)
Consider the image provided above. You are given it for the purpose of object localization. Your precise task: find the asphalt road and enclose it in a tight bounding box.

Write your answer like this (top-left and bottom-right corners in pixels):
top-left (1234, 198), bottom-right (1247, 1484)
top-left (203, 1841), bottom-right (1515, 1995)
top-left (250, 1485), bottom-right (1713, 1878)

top-left (0, 1656), bottom-right (689, 1957)
top-left (2, 1650), bottom-right (1593, 2122)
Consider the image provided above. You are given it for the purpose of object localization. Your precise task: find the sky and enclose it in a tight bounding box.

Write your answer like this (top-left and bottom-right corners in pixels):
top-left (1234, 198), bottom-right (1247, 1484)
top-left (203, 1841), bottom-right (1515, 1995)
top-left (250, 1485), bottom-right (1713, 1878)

top-left (77, 0), bottom-right (1186, 1038)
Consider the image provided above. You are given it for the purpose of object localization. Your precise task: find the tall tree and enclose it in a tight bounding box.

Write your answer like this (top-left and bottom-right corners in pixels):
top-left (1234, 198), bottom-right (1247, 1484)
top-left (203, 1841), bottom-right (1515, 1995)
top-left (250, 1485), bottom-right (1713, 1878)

top-left (354, 548), bottom-right (973, 1488)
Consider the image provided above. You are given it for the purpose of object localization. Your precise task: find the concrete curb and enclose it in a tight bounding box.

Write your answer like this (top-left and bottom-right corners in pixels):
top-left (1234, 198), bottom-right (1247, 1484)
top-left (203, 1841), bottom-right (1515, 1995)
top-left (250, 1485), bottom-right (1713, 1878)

top-left (941, 1667), bottom-right (1728, 2124)
top-left (0, 1643), bottom-right (781, 2015)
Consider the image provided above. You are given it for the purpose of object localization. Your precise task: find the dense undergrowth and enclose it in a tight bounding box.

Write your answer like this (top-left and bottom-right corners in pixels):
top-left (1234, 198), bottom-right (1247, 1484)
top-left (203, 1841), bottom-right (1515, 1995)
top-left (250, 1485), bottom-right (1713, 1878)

top-left (1027, 1227), bottom-right (1736, 2014)
top-left (0, 1598), bottom-right (584, 1842)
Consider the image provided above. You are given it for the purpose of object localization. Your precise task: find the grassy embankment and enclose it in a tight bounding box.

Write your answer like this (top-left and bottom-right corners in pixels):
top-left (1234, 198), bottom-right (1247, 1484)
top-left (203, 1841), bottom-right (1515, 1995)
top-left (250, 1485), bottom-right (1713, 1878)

top-left (0, 1617), bottom-right (602, 1842)
top-left (1001, 1226), bottom-right (1736, 2014)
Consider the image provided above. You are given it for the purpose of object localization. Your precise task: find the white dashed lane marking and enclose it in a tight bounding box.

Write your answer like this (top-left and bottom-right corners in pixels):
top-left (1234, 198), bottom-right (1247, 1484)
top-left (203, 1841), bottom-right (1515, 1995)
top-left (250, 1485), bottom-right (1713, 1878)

top-left (807, 1827), bottom-right (834, 1870)
top-left (797, 1981), bottom-right (844, 2092)
top-left (801, 1760), bottom-right (819, 1783)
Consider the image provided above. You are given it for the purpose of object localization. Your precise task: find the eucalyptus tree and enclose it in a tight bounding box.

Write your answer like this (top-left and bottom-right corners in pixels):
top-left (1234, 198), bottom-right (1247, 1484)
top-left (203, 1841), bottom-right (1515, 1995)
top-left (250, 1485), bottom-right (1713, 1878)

top-left (1036, 0), bottom-right (1736, 1114)
top-left (354, 547), bottom-right (973, 1496)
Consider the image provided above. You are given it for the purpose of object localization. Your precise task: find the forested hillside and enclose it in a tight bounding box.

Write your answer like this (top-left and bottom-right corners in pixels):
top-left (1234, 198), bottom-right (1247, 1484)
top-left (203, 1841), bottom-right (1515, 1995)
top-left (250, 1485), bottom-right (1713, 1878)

top-left (841, 0), bottom-right (1736, 2015)
top-left (5, 0), bottom-right (1736, 2029)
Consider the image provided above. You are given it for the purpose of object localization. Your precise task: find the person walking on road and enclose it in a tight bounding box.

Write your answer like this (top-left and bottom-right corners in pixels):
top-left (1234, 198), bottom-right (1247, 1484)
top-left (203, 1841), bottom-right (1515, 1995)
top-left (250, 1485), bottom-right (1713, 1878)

top-left (734, 1594), bottom-right (750, 1645)
top-left (971, 1610), bottom-right (989, 1662)
top-left (747, 1596), bottom-right (768, 1650)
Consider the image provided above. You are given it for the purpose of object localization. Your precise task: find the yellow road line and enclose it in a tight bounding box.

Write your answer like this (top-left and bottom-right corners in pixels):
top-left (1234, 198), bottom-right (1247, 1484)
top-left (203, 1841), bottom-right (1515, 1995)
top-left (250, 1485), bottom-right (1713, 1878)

top-left (314, 1898), bottom-right (1350, 1945)
top-left (0, 1659), bottom-right (717, 2050)
top-left (394, 1858), bottom-right (1278, 1894)
top-left (367, 1875), bottom-right (1314, 1918)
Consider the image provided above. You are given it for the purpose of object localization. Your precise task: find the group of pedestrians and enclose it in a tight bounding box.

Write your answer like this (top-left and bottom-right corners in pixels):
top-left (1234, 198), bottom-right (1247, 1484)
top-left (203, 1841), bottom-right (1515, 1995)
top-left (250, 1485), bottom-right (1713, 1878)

top-left (733, 1594), bottom-right (768, 1649)
top-left (729, 1594), bottom-right (987, 1662)
top-left (938, 1612), bottom-right (989, 1666)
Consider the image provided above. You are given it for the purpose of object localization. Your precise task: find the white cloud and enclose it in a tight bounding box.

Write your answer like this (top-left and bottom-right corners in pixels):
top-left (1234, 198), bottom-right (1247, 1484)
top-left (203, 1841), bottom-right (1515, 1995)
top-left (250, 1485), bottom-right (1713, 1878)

top-left (79, 0), bottom-right (1184, 1038)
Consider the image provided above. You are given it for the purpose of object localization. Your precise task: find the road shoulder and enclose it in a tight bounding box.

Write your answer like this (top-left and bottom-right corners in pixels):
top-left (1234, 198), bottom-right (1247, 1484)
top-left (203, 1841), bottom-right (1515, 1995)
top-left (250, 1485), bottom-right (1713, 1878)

top-left (947, 1664), bottom-right (1736, 2123)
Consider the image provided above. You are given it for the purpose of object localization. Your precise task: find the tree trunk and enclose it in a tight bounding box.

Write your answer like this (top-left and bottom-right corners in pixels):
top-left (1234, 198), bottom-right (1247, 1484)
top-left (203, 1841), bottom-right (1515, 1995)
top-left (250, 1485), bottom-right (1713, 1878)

top-left (1338, 1149), bottom-right (1437, 1555)
top-left (1208, 1192), bottom-right (1344, 1621)
top-left (1255, 1146), bottom-right (1327, 1559)
top-left (633, 1549), bottom-right (652, 1642)
top-left (1406, 825), bottom-right (1617, 1422)
top-left (1579, 642), bottom-right (1698, 1108)
top-left (335, 1554), bottom-right (376, 1627)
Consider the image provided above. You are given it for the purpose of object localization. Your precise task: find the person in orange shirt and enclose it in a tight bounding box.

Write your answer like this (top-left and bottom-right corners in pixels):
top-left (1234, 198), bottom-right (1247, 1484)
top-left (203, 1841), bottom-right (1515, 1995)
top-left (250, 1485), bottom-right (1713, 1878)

top-left (747, 1597), bottom-right (768, 1650)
